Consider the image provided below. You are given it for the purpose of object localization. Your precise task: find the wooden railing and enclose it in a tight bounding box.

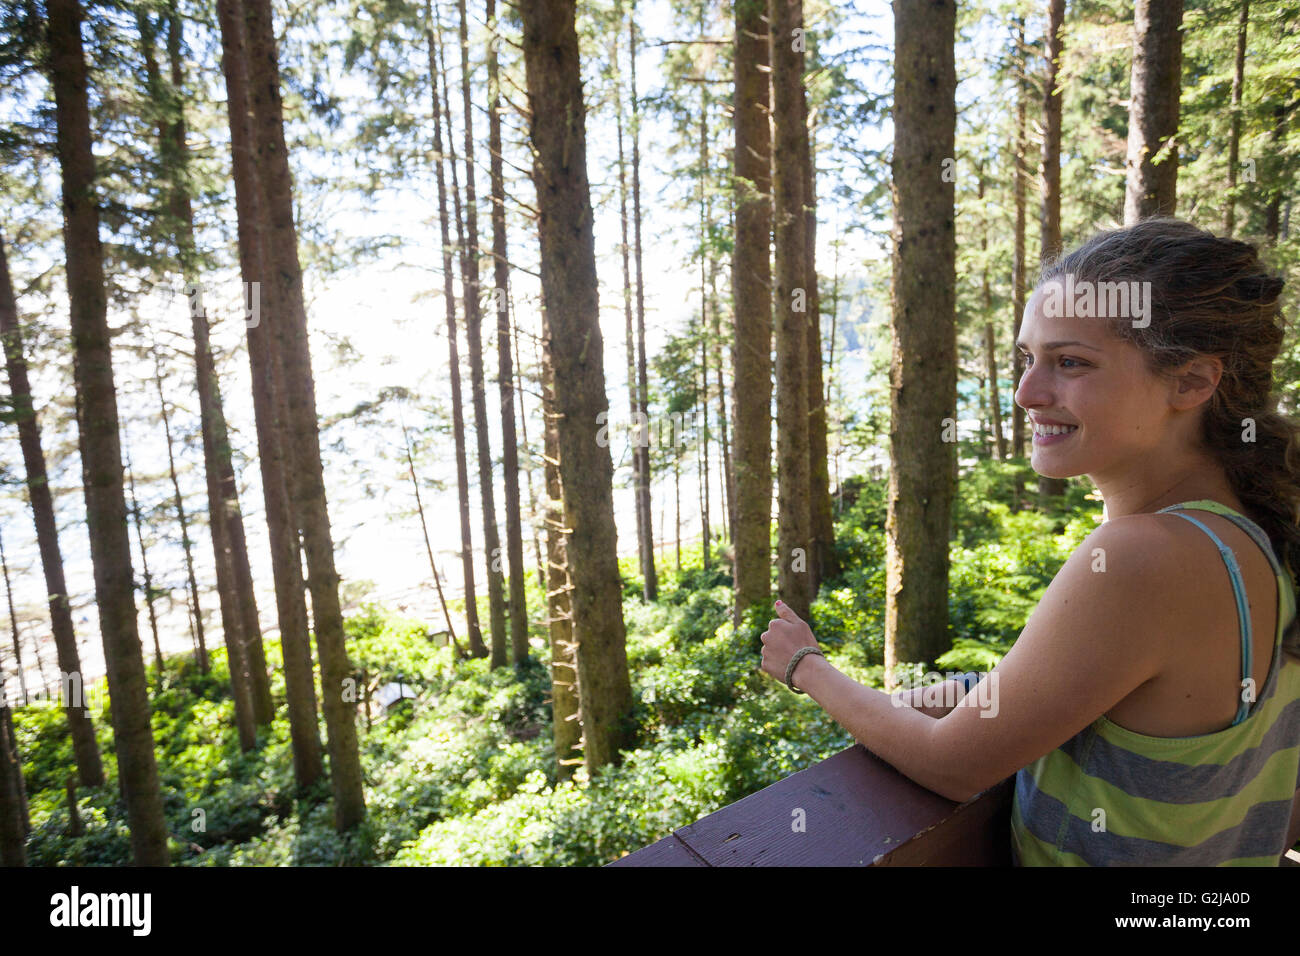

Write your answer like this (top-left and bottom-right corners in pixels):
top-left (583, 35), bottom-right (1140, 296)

top-left (608, 743), bottom-right (1015, 866)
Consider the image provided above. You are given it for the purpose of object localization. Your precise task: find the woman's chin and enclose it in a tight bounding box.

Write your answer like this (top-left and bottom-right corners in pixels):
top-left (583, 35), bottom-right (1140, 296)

top-left (1030, 453), bottom-right (1083, 479)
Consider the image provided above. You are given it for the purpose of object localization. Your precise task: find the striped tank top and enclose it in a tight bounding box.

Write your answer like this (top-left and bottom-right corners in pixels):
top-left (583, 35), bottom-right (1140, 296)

top-left (1010, 499), bottom-right (1300, 865)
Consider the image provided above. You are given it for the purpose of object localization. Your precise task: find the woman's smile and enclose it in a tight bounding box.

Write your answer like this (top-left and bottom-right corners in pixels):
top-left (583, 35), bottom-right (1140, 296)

top-left (1032, 423), bottom-right (1079, 444)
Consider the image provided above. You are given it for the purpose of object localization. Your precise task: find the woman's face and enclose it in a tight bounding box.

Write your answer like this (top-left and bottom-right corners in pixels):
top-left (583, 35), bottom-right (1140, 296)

top-left (1014, 278), bottom-right (1175, 481)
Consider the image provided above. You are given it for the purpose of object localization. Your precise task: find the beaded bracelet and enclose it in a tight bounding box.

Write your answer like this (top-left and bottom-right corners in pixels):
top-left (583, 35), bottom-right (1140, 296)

top-left (785, 646), bottom-right (825, 694)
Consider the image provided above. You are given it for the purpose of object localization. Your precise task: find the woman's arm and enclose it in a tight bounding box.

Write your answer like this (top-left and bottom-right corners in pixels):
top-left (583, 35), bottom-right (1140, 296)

top-left (762, 516), bottom-right (1176, 803)
top-left (891, 678), bottom-right (970, 719)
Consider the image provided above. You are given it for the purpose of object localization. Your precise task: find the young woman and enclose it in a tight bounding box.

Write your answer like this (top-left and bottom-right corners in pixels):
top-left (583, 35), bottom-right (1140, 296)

top-left (760, 217), bottom-right (1300, 865)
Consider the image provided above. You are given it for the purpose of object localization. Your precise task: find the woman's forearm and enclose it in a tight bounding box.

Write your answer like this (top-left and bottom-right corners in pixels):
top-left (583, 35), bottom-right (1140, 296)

top-left (891, 678), bottom-right (967, 719)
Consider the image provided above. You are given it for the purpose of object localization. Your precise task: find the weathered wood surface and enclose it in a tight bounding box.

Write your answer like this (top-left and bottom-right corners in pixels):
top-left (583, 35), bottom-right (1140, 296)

top-left (609, 744), bottom-right (1014, 867)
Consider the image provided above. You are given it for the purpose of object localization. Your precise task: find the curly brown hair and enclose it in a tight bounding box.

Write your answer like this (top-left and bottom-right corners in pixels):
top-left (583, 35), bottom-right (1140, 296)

top-left (1037, 216), bottom-right (1300, 660)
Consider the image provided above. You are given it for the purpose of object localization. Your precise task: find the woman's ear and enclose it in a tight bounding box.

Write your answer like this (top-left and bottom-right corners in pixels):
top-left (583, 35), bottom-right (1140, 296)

top-left (1170, 355), bottom-right (1223, 411)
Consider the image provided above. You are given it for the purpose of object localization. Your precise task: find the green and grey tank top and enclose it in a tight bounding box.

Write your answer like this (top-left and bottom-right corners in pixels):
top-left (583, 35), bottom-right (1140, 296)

top-left (1010, 499), bottom-right (1300, 866)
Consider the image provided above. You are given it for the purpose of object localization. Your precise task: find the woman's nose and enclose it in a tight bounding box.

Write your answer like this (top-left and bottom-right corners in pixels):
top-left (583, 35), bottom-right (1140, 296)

top-left (1014, 362), bottom-right (1049, 410)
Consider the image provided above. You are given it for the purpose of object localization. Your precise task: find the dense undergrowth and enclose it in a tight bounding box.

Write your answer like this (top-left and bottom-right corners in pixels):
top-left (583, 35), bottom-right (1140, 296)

top-left (11, 463), bottom-right (1098, 865)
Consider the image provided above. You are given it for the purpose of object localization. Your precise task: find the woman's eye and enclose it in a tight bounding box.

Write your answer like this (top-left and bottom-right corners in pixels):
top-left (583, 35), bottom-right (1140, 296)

top-left (1021, 353), bottom-right (1083, 369)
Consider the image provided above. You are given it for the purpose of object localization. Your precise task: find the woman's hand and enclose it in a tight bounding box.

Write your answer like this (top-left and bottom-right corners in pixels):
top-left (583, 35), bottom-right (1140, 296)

top-left (759, 600), bottom-right (821, 686)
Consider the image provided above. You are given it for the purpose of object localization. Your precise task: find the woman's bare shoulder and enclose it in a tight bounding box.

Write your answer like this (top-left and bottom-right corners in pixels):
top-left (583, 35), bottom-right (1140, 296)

top-left (1066, 511), bottom-right (1198, 579)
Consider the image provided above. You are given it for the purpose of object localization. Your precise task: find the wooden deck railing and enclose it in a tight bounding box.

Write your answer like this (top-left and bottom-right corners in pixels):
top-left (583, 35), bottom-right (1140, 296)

top-left (608, 743), bottom-right (1015, 866)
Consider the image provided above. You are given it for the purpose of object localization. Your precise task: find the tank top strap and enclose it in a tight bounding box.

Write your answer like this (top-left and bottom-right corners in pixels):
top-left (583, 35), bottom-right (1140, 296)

top-left (1157, 500), bottom-right (1284, 576)
top-left (1154, 505), bottom-right (1254, 726)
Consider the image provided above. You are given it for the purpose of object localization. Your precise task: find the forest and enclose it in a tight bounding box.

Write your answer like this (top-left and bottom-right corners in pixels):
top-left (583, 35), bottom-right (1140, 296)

top-left (0, 0), bottom-right (1297, 868)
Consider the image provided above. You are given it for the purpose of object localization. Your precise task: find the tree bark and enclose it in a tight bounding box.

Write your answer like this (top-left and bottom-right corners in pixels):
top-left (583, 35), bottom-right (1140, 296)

top-left (699, 319), bottom-right (711, 571)
top-left (675, 451), bottom-right (681, 572)
top-left (1037, 0), bottom-right (1067, 505)
top-left (46, 0), bottom-right (170, 864)
top-left (1225, 0), bottom-right (1249, 236)
top-left (886, 0), bottom-right (957, 689)
top-left (628, 3), bottom-right (657, 602)
top-left (1010, 16), bottom-right (1028, 511)
top-left (243, 0), bottom-right (365, 828)
top-left (540, 303), bottom-right (580, 778)
top-left (486, 0), bottom-right (529, 666)
top-left (615, 12), bottom-right (648, 600)
top-left (155, 0), bottom-right (274, 728)
top-left (771, 0), bottom-right (812, 622)
top-left (426, 0), bottom-right (487, 659)
top-left (520, 0), bottom-right (635, 772)
top-left (0, 699), bottom-right (27, 866)
top-left (731, 0), bottom-right (773, 626)
top-left (454, 0), bottom-right (508, 670)
top-left (516, 309), bottom-right (547, 591)
top-left (712, 259), bottom-right (733, 556)
top-left (123, 439), bottom-right (164, 688)
top-left (215, 0), bottom-right (324, 786)
top-left (136, 7), bottom-right (217, 687)
top-left (978, 169), bottom-right (1005, 461)
top-left (1263, 100), bottom-right (1289, 241)
top-left (805, 118), bottom-right (836, 590)
top-left (1124, 0), bottom-right (1184, 223)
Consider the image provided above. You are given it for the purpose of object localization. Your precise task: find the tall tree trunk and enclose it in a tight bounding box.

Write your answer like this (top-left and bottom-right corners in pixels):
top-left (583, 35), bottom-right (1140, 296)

top-left (701, 56), bottom-right (730, 571)
top-left (699, 327), bottom-right (711, 571)
top-left (46, 0), bottom-right (170, 864)
top-left (828, 238), bottom-right (841, 516)
top-left (771, 0), bottom-right (812, 622)
top-left (0, 698), bottom-right (27, 866)
top-left (0, 233), bottom-right (103, 785)
top-left (659, 498), bottom-right (665, 566)
top-left (674, 451), bottom-right (681, 573)
top-left (615, 12), bottom-right (648, 600)
top-left (1037, 0), bottom-right (1067, 505)
top-left (712, 260), bottom-right (733, 555)
top-left (454, 0), bottom-right (508, 670)
top-left (1010, 16), bottom-right (1028, 511)
top-left (979, 169), bottom-right (1006, 461)
top-left (1225, 0), bottom-right (1249, 236)
top-left (153, 1), bottom-right (273, 728)
top-left (520, 0), bottom-right (635, 772)
top-left (1263, 101), bottom-right (1289, 241)
top-left (151, 348), bottom-right (209, 675)
top-left (123, 439), bottom-right (164, 685)
top-left (516, 309), bottom-right (546, 591)
top-left (426, 0), bottom-right (487, 659)
top-left (697, 41), bottom-right (714, 576)
top-left (136, 5), bottom-right (216, 681)
top-left (242, 0), bottom-right (366, 830)
top-left (486, 0), bottom-right (528, 666)
top-left (805, 119), bottom-right (836, 590)
top-left (540, 303), bottom-right (580, 777)
top-left (976, 371), bottom-right (990, 459)
top-left (886, 0), bottom-right (957, 689)
top-left (216, 0), bottom-right (324, 786)
top-left (629, 2), bottom-right (657, 602)
top-left (731, 0), bottom-right (773, 626)
top-left (1124, 0), bottom-right (1184, 223)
